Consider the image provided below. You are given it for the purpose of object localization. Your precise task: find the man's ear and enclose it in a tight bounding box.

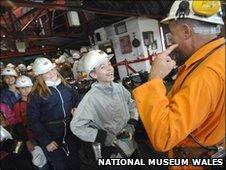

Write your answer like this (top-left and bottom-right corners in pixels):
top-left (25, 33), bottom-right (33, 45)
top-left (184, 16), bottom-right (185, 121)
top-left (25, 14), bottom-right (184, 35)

top-left (89, 72), bottom-right (97, 79)
top-left (181, 23), bottom-right (192, 40)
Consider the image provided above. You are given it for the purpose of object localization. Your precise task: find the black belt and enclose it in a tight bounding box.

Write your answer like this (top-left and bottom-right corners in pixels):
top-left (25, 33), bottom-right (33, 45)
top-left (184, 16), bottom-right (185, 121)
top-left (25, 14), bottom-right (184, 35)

top-left (46, 117), bottom-right (71, 125)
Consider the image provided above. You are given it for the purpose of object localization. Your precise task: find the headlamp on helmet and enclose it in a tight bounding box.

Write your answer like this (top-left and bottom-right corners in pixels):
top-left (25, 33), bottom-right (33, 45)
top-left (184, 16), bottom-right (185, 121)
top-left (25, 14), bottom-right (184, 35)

top-left (161, 0), bottom-right (224, 25)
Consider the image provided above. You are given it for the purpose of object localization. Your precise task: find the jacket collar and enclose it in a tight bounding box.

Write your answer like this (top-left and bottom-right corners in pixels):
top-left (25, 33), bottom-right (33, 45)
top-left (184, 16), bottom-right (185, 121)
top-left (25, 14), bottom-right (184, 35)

top-left (184, 37), bottom-right (225, 70)
top-left (45, 78), bottom-right (61, 87)
top-left (92, 82), bottom-right (119, 94)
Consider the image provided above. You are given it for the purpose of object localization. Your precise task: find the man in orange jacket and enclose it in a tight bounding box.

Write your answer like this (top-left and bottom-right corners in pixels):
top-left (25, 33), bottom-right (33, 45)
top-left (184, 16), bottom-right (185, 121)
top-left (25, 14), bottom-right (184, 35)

top-left (133, 0), bottom-right (225, 169)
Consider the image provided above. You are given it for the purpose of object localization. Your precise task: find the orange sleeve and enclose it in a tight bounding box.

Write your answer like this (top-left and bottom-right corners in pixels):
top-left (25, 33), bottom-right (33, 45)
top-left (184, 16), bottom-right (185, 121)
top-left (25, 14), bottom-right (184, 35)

top-left (133, 69), bottom-right (220, 152)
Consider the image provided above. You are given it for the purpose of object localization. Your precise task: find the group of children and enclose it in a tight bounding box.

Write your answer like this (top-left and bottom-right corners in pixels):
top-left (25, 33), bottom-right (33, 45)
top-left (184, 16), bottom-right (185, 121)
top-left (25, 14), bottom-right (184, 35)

top-left (0, 69), bottom-right (46, 169)
top-left (0, 49), bottom-right (141, 169)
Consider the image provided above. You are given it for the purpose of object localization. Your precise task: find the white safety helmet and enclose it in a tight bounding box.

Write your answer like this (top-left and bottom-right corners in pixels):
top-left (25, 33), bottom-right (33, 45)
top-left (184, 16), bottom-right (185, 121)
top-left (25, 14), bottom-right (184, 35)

top-left (16, 75), bottom-right (33, 88)
top-left (0, 125), bottom-right (13, 141)
top-left (66, 57), bottom-right (74, 64)
top-left (27, 65), bottom-right (32, 71)
top-left (6, 63), bottom-right (15, 68)
top-left (80, 46), bottom-right (88, 53)
top-left (33, 57), bottom-right (55, 75)
top-left (1, 67), bottom-right (18, 77)
top-left (161, 0), bottom-right (224, 25)
top-left (72, 52), bottom-right (81, 60)
top-left (83, 50), bottom-right (114, 75)
top-left (54, 58), bottom-right (60, 64)
top-left (17, 64), bottom-right (27, 71)
top-left (58, 55), bottom-right (66, 63)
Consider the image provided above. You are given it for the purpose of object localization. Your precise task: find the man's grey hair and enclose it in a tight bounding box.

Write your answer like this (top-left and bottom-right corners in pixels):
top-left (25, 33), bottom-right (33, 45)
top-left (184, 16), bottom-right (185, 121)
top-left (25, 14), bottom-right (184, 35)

top-left (177, 19), bottom-right (222, 35)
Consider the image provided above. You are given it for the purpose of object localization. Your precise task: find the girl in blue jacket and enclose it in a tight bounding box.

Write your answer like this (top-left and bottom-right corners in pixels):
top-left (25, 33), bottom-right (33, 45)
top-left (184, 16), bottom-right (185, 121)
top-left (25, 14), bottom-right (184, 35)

top-left (0, 67), bottom-right (21, 109)
top-left (27, 57), bottom-right (80, 170)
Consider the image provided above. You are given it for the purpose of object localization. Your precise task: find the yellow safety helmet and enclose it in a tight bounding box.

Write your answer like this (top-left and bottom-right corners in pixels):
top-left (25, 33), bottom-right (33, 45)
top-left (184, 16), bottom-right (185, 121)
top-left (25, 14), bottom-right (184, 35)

top-left (161, 0), bottom-right (224, 25)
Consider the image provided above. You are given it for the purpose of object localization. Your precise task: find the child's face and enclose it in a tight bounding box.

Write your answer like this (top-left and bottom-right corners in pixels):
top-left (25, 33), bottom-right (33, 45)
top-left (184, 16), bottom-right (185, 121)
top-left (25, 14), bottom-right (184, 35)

top-left (18, 86), bottom-right (32, 97)
top-left (41, 68), bottom-right (58, 82)
top-left (0, 112), bottom-right (7, 127)
top-left (91, 60), bottom-right (114, 84)
top-left (3, 76), bottom-right (16, 86)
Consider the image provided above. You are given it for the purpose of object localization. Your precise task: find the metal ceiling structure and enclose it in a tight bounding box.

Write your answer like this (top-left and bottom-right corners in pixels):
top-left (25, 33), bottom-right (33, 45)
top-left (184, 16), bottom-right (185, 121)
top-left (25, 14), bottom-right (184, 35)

top-left (2, 0), bottom-right (224, 60)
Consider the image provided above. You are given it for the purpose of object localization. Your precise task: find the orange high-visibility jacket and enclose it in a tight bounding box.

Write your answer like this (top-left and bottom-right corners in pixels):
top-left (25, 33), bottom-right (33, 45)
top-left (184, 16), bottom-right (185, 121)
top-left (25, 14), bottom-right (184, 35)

top-left (133, 38), bottom-right (225, 155)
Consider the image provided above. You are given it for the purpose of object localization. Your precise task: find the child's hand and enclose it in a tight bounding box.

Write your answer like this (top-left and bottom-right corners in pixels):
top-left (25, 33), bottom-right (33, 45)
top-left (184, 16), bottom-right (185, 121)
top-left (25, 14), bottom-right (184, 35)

top-left (71, 108), bottom-right (77, 116)
top-left (116, 130), bottom-right (131, 141)
top-left (46, 141), bottom-right (58, 152)
top-left (26, 140), bottom-right (35, 152)
top-left (123, 124), bottom-right (135, 136)
top-left (104, 133), bottom-right (116, 146)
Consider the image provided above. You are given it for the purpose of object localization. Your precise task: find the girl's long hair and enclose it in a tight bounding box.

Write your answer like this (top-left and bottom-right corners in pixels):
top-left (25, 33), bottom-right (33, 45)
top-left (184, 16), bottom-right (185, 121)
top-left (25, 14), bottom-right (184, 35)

top-left (31, 70), bottom-right (70, 99)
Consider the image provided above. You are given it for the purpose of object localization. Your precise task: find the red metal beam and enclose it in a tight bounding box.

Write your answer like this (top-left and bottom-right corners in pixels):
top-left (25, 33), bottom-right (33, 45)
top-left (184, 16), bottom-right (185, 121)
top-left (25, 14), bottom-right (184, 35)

top-left (0, 8), bottom-right (48, 31)
top-left (14, 8), bottom-right (39, 23)
top-left (20, 9), bottom-right (44, 31)
top-left (0, 0), bottom-right (79, 11)
top-left (0, 13), bottom-right (12, 31)
top-left (0, 47), bottom-right (58, 59)
top-left (83, 7), bottom-right (163, 19)
top-left (24, 32), bottom-right (82, 40)
top-left (0, 1), bottom-right (163, 19)
top-left (114, 56), bottom-right (153, 66)
top-left (7, 9), bottom-right (17, 31)
top-left (47, 10), bottom-right (53, 34)
top-left (113, 55), bottom-right (153, 74)
top-left (1, 31), bottom-right (82, 40)
top-left (1, 26), bottom-right (10, 34)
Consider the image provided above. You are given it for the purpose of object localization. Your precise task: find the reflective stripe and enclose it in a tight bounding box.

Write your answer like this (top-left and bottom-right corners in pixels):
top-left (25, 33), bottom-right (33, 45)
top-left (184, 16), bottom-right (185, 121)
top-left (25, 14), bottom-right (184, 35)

top-left (53, 86), bottom-right (67, 143)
